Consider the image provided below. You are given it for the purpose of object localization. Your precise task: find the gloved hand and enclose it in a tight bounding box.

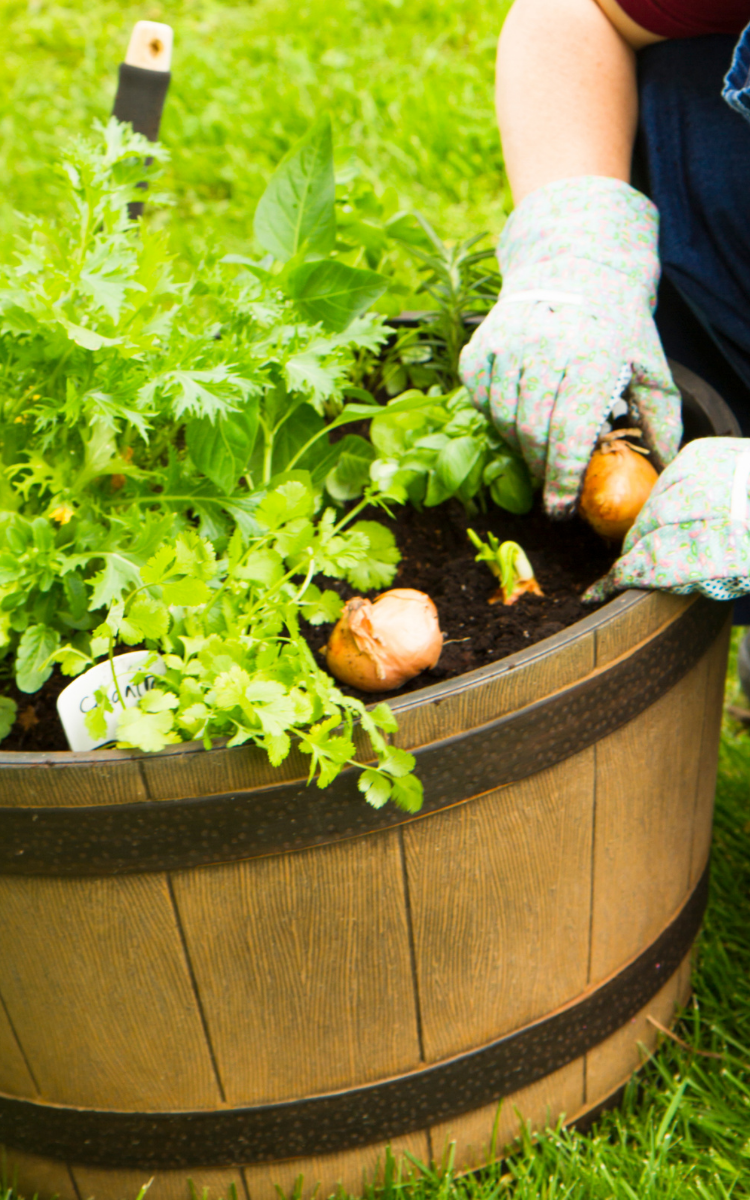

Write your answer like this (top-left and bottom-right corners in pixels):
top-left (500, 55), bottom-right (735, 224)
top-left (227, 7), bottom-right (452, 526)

top-left (459, 177), bottom-right (682, 518)
top-left (584, 438), bottom-right (750, 602)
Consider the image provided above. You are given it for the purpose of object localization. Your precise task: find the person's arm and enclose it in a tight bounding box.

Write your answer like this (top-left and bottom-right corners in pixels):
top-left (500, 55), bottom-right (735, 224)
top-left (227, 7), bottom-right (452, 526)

top-left (458, 0), bottom-right (682, 517)
top-left (496, 0), bottom-right (663, 202)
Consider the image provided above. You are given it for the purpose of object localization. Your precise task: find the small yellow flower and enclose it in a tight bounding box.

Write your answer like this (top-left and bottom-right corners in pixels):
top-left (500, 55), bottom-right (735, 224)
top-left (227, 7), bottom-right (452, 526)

top-left (51, 503), bottom-right (75, 525)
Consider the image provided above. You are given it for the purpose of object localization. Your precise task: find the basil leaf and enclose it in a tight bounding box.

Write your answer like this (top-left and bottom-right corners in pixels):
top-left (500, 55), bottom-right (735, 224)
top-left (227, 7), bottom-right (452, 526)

top-left (287, 259), bottom-right (388, 332)
top-left (187, 402), bottom-right (259, 493)
top-left (253, 114), bottom-right (336, 262)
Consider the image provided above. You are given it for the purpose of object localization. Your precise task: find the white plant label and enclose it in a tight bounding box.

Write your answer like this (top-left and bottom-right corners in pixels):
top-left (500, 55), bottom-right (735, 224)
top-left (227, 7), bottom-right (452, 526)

top-left (56, 651), bottom-right (166, 752)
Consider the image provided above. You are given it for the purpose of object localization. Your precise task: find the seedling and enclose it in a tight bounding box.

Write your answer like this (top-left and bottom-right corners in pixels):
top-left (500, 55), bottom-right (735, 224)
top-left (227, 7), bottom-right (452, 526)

top-left (467, 530), bottom-right (543, 606)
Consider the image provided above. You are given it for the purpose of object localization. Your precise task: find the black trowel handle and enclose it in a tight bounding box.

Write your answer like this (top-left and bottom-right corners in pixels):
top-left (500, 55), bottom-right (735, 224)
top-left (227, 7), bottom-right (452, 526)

top-left (112, 21), bottom-right (173, 215)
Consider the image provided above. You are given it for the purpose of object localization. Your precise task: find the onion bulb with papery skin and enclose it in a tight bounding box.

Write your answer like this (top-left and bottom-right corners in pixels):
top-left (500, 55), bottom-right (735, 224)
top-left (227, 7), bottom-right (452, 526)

top-left (325, 589), bottom-right (443, 692)
top-left (579, 430), bottom-right (659, 541)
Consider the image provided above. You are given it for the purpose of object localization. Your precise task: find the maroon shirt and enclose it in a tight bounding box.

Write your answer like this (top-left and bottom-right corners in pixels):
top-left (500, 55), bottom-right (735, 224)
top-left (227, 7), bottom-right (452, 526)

top-left (618, 0), bottom-right (750, 37)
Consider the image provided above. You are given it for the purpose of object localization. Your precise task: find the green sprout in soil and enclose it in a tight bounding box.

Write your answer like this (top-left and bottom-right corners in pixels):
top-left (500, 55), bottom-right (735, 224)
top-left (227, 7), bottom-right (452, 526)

top-left (467, 530), bottom-right (543, 606)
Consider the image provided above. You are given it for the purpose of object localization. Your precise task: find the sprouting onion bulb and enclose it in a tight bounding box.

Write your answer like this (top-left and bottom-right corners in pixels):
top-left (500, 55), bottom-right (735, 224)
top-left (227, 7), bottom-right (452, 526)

top-left (467, 530), bottom-right (544, 606)
top-left (579, 429), bottom-right (658, 541)
top-left (325, 589), bottom-right (443, 692)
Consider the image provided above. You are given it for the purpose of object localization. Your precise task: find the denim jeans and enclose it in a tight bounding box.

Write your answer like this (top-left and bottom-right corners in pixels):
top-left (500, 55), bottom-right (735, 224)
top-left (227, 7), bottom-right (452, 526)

top-left (635, 28), bottom-right (750, 620)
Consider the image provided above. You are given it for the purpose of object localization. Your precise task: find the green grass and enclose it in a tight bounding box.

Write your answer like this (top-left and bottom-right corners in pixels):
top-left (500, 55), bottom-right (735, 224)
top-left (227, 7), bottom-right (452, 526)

top-left (3, 0), bottom-right (750, 1194)
top-left (0, 0), bottom-right (512, 265)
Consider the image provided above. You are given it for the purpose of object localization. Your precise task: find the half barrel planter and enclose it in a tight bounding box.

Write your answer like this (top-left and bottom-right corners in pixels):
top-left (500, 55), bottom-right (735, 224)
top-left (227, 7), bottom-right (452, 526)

top-left (0, 362), bottom-right (738, 1200)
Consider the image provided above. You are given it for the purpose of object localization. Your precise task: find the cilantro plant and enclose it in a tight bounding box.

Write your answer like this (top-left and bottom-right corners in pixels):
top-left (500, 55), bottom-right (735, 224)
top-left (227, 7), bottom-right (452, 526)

top-left (69, 480), bottom-right (420, 811)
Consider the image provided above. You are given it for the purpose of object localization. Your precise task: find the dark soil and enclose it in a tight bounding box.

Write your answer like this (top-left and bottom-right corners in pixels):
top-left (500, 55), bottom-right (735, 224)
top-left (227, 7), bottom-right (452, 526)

top-left (304, 496), bottom-right (616, 703)
top-left (1, 498), bottom-right (616, 753)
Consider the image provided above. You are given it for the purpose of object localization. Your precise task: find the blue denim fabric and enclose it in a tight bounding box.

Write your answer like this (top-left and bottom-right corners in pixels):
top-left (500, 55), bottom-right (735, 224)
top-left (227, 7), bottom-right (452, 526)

top-left (637, 33), bottom-right (750, 406)
top-left (723, 24), bottom-right (750, 120)
top-left (635, 31), bottom-right (750, 621)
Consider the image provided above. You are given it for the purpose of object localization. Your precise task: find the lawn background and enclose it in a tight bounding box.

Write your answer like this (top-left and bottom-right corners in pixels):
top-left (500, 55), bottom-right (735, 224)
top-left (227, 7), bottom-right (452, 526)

top-left (3, 0), bottom-right (750, 1195)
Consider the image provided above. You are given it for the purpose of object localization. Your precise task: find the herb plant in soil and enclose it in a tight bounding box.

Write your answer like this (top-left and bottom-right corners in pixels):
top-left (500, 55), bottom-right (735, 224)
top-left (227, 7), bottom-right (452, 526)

top-left (0, 113), bottom-right (614, 812)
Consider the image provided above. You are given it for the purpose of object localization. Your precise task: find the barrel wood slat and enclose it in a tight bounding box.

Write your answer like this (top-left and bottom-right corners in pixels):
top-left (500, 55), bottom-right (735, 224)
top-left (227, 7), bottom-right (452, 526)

top-left (588, 628), bottom-right (727, 985)
top-left (0, 999), bottom-right (36, 1099)
top-left (169, 831), bottom-right (422, 1105)
top-left (0, 593), bottom-right (730, 1200)
top-left (689, 618), bottom-right (732, 888)
top-left (430, 950), bottom-right (693, 1175)
top-left (584, 950), bottom-right (693, 1108)
top-left (72, 1165), bottom-right (248, 1200)
top-left (402, 753), bottom-right (596, 1062)
top-left (0, 873), bottom-right (222, 1109)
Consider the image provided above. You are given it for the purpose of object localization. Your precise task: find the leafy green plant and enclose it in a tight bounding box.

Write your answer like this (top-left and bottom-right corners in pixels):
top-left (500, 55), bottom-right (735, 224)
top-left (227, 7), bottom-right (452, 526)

top-left (69, 478), bottom-right (421, 810)
top-left (368, 386), bottom-right (533, 515)
top-left (375, 219), bottom-right (501, 395)
top-left (0, 115), bottom-right (398, 702)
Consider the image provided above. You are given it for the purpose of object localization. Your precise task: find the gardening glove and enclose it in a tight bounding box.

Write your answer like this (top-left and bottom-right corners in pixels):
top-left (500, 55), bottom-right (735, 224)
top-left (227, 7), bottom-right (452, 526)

top-left (459, 177), bottom-right (682, 518)
top-left (584, 438), bottom-right (750, 602)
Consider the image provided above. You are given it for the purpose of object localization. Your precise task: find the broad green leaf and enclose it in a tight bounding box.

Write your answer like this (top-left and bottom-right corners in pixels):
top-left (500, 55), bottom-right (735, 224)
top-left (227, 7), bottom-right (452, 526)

top-left (269, 403), bottom-right (325, 476)
top-left (16, 623), bottom-right (60, 693)
top-left (485, 456), bottom-right (534, 515)
top-left (187, 402), bottom-right (259, 493)
top-left (370, 409), bottom-right (429, 457)
top-left (434, 435), bottom-right (482, 495)
top-left (0, 695), bottom-right (17, 740)
top-left (288, 260), bottom-right (388, 332)
top-left (253, 114), bottom-right (336, 262)
top-left (325, 435), bottom-right (376, 501)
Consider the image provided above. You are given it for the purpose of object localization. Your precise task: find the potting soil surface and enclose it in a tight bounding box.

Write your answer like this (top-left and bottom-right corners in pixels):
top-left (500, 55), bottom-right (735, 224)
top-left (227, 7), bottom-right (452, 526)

top-left (1, 498), bottom-right (617, 752)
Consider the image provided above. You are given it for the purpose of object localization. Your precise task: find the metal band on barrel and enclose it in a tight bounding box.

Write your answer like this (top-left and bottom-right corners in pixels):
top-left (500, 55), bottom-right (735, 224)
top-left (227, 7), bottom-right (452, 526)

top-left (0, 862), bottom-right (708, 1169)
top-left (0, 597), bottom-right (727, 876)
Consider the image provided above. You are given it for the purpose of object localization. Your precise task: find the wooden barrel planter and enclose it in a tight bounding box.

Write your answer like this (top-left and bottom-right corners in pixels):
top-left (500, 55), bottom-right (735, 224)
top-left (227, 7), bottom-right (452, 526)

top-left (0, 363), bottom-right (738, 1200)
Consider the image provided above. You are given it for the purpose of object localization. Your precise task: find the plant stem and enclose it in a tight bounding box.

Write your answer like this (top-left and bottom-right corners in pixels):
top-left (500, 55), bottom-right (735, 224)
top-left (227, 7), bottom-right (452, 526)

top-left (108, 635), bottom-right (125, 708)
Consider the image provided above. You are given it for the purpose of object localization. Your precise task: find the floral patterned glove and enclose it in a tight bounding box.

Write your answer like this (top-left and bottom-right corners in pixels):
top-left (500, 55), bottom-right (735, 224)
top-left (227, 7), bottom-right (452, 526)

top-left (459, 177), bottom-right (682, 518)
top-left (584, 438), bottom-right (750, 602)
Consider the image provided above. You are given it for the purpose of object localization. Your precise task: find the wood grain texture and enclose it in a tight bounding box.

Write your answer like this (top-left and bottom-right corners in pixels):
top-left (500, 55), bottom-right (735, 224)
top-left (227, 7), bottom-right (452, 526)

top-left (402, 750), bottom-right (595, 1062)
top-left (689, 617), bottom-right (731, 887)
top-left (588, 655), bottom-right (709, 986)
top-left (242, 1130), bottom-right (430, 1200)
top-left (391, 634), bottom-right (595, 751)
top-left (0, 874), bottom-right (221, 1109)
top-left (595, 594), bottom-right (691, 669)
top-left (170, 830), bottom-right (422, 1104)
top-left (0, 759), bottom-right (147, 807)
top-left (72, 1165), bottom-right (246, 1200)
top-left (140, 740), bottom-right (308, 802)
top-left (0, 993), bottom-right (37, 1097)
top-left (429, 1060), bottom-right (584, 1174)
top-left (584, 954), bottom-right (691, 1105)
top-left (0, 1146), bottom-right (77, 1200)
